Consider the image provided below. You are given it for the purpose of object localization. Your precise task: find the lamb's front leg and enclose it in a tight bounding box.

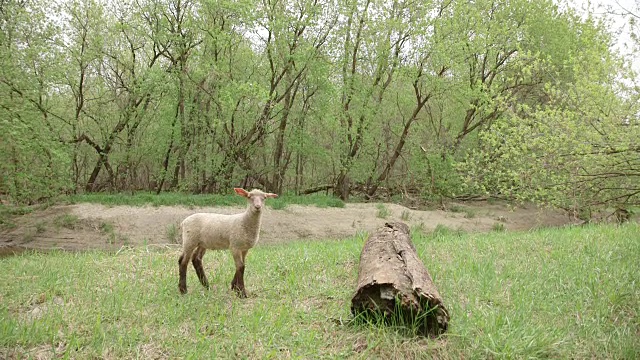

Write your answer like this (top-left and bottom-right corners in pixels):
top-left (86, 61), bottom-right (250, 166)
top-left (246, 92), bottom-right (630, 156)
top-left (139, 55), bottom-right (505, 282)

top-left (230, 249), bottom-right (247, 298)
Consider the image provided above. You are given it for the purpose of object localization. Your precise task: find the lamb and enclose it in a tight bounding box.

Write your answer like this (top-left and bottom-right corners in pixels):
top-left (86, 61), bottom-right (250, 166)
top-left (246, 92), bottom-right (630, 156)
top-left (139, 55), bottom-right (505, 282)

top-left (178, 188), bottom-right (278, 297)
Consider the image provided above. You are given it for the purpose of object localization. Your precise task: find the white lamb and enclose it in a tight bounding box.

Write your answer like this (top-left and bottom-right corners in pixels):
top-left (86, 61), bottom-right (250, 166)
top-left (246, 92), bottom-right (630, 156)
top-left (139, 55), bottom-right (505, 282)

top-left (178, 188), bottom-right (278, 297)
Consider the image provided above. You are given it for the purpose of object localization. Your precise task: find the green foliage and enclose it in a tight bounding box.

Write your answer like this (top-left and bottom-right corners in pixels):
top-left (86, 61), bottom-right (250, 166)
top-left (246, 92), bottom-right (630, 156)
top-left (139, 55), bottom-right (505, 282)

top-left (0, 0), bottom-right (72, 204)
top-left (0, 0), bottom-right (636, 215)
top-left (459, 80), bottom-right (640, 213)
top-left (1, 224), bottom-right (638, 358)
top-left (0, 134), bottom-right (71, 204)
top-left (417, 154), bottom-right (466, 201)
top-left (453, 4), bottom-right (640, 213)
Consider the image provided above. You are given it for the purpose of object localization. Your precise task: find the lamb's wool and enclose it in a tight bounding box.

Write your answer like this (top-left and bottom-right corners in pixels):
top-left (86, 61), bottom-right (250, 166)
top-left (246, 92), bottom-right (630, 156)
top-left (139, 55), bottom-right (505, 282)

top-left (178, 188), bottom-right (277, 296)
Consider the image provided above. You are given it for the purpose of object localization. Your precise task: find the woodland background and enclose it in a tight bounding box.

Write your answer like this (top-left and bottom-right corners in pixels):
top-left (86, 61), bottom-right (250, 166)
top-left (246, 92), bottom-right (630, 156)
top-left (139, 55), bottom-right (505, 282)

top-left (1, 0), bottom-right (639, 219)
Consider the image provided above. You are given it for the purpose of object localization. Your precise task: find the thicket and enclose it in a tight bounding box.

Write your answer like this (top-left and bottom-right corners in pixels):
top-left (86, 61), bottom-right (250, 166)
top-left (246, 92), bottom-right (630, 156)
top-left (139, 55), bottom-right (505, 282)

top-left (1, 0), bottom-right (638, 217)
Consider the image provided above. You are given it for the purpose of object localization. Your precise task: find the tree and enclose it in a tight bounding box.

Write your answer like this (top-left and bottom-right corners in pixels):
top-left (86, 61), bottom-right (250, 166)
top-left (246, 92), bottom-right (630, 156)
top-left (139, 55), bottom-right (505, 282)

top-left (0, 0), bottom-right (71, 203)
top-left (458, 14), bottom-right (640, 217)
top-left (362, 0), bottom-right (449, 199)
top-left (1, 0), bottom-right (635, 212)
top-left (331, 0), bottom-right (416, 200)
top-left (247, 0), bottom-right (334, 193)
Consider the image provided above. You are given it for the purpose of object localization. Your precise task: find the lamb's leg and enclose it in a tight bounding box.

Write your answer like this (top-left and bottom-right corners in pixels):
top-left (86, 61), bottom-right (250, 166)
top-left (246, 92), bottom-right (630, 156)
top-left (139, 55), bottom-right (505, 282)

top-left (231, 249), bottom-right (247, 298)
top-left (192, 246), bottom-right (209, 289)
top-left (178, 244), bottom-right (196, 294)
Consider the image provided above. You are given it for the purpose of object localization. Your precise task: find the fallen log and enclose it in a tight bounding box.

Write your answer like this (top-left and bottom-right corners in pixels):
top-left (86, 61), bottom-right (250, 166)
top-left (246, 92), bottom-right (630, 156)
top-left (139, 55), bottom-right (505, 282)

top-left (351, 222), bottom-right (449, 336)
top-left (299, 184), bottom-right (334, 195)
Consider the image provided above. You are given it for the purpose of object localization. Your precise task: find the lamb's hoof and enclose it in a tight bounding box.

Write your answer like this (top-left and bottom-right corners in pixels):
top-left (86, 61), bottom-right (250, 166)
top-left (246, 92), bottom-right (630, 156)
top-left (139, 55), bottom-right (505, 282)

top-left (231, 285), bottom-right (247, 298)
top-left (179, 285), bottom-right (187, 294)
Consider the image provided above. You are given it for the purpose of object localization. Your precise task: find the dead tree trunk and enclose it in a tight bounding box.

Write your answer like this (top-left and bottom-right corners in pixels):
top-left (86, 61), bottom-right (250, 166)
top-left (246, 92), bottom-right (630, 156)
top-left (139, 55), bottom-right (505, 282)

top-left (351, 222), bottom-right (449, 336)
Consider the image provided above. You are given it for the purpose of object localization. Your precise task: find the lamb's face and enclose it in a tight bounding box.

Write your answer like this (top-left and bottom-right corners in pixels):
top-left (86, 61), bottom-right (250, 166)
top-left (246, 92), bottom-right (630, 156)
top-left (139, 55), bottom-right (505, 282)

top-left (248, 191), bottom-right (267, 212)
top-left (236, 188), bottom-right (278, 212)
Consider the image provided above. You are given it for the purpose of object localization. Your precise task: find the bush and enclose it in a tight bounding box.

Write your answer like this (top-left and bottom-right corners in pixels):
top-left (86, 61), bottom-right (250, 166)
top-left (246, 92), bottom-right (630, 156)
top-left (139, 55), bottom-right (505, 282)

top-left (417, 154), bottom-right (465, 201)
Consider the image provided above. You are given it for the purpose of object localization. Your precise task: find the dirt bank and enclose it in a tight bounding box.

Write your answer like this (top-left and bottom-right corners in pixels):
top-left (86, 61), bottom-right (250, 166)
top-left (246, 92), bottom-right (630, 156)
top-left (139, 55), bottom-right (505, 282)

top-left (1, 201), bottom-right (576, 253)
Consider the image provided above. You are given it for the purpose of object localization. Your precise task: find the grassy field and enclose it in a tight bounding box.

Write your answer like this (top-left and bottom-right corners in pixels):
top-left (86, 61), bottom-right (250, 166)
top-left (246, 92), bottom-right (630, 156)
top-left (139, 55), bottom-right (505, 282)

top-left (1, 223), bottom-right (638, 359)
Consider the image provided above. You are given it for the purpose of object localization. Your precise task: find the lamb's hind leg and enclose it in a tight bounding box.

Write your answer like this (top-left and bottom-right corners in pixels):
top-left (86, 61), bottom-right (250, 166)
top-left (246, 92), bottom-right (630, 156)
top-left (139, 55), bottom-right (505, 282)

top-left (192, 246), bottom-right (209, 289)
top-left (230, 249), bottom-right (247, 298)
top-left (178, 244), bottom-right (196, 294)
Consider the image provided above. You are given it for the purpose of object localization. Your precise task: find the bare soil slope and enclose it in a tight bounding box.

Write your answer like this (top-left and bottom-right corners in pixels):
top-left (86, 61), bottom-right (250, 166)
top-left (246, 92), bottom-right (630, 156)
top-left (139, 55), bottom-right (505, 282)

top-left (1, 201), bottom-right (576, 254)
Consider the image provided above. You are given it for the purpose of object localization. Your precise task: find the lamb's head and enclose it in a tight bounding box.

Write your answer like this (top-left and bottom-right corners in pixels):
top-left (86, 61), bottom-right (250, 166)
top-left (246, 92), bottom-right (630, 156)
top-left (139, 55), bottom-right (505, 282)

top-left (234, 188), bottom-right (278, 212)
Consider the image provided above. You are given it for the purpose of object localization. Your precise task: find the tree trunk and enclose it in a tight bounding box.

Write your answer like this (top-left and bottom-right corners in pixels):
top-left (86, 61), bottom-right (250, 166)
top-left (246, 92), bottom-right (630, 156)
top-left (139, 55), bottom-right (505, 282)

top-left (156, 101), bottom-right (181, 194)
top-left (366, 71), bottom-right (435, 199)
top-left (351, 222), bottom-right (449, 336)
top-left (85, 154), bottom-right (107, 192)
top-left (334, 172), bottom-right (351, 200)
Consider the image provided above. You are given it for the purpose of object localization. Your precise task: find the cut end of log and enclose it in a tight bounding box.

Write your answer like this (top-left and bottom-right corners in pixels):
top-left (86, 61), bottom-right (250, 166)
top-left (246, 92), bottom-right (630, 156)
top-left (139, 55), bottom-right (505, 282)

top-left (351, 283), bottom-right (449, 337)
top-left (351, 221), bottom-right (450, 337)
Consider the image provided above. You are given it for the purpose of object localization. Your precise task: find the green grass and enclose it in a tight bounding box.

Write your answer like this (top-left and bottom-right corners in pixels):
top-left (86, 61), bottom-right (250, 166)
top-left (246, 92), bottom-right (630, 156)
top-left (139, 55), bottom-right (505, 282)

top-left (52, 214), bottom-right (80, 230)
top-left (1, 224), bottom-right (638, 358)
top-left (63, 192), bottom-right (346, 209)
top-left (34, 221), bottom-right (47, 234)
top-left (430, 224), bottom-right (466, 240)
top-left (449, 204), bottom-right (476, 219)
top-left (99, 222), bottom-right (114, 235)
top-left (449, 204), bottom-right (466, 213)
top-left (376, 203), bottom-right (390, 219)
top-left (166, 224), bottom-right (179, 244)
top-left (268, 198), bottom-right (288, 210)
top-left (492, 222), bottom-right (506, 232)
top-left (99, 222), bottom-right (117, 244)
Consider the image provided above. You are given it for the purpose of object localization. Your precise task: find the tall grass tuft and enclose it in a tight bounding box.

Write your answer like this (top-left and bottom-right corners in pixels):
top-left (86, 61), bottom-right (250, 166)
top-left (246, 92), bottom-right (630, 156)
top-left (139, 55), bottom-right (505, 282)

top-left (376, 204), bottom-right (390, 219)
top-left (166, 224), bottom-right (179, 244)
top-left (430, 224), bottom-right (466, 240)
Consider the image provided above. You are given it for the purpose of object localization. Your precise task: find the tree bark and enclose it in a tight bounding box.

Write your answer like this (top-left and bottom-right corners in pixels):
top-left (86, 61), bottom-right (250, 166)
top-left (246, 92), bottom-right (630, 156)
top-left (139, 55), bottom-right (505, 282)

top-left (351, 222), bottom-right (449, 336)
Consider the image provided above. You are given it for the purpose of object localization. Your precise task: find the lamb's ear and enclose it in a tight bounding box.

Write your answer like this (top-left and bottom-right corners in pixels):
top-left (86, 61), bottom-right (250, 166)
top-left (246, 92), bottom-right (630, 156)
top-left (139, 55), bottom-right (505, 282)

top-left (234, 188), bottom-right (249, 197)
top-left (265, 193), bottom-right (278, 198)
